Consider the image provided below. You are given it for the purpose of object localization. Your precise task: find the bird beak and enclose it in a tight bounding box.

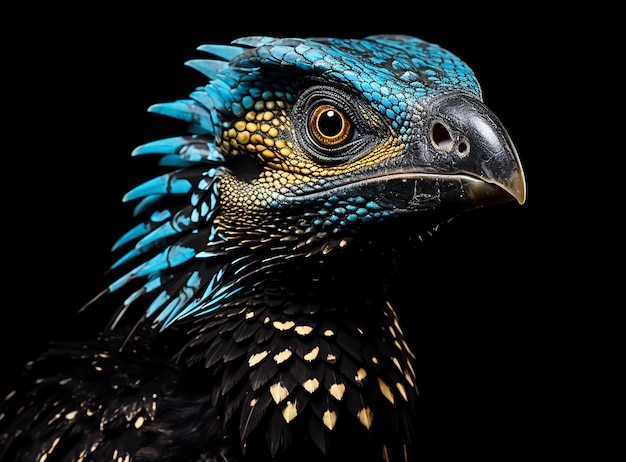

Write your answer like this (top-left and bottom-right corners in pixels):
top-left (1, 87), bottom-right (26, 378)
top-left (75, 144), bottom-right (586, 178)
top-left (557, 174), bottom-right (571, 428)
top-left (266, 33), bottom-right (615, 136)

top-left (425, 92), bottom-right (526, 207)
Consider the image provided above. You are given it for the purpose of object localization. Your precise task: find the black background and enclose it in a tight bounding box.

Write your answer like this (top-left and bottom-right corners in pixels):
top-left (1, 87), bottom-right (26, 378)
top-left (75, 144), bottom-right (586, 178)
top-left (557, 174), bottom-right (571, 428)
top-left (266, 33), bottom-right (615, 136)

top-left (3, 5), bottom-right (606, 460)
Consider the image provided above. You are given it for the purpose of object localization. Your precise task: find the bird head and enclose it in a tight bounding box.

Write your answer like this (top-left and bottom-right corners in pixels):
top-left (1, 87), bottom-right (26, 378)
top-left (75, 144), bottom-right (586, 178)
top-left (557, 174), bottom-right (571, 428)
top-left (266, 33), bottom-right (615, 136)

top-left (100, 35), bottom-right (525, 331)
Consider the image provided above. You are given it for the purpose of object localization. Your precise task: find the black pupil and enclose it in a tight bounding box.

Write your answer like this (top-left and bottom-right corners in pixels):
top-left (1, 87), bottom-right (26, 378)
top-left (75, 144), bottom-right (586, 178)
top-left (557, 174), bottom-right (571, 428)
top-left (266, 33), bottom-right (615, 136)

top-left (318, 110), bottom-right (342, 137)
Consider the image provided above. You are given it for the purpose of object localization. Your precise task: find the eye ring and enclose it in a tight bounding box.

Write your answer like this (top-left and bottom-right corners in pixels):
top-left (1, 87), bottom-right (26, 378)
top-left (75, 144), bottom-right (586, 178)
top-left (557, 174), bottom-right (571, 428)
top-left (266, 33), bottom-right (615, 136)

top-left (309, 104), bottom-right (354, 147)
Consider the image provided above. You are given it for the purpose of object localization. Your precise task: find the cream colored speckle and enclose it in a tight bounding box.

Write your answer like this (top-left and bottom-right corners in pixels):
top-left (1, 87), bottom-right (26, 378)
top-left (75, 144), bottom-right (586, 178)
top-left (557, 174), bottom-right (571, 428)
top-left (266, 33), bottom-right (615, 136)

top-left (323, 329), bottom-right (335, 337)
top-left (248, 350), bottom-right (269, 367)
top-left (378, 378), bottom-right (395, 404)
top-left (274, 348), bottom-right (292, 364)
top-left (294, 325), bottom-right (313, 336)
top-left (245, 311), bottom-right (255, 319)
top-left (303, 346), bottom-right (319, 362)
top-left (134, 416), bottom-right (145, 429)
top-left (396, 382), bottom-right (409, 401)
top-left (328, 383), bottom-right (345, 401)
top-left (273, 320), bottom-right (295, 331)
top-left (282, 401), bottom-right (298, 423)
top-left (404, 370), bottom-right (415, 387)
top-left (355, 368), bottom-right (367, 382)
top-left (270, 382), bottom-right (289, 404)
top-left (322, 409), bottom-right (337, 430)
top-left (357, 407), bottom-right (374, 429)
top-left (302, 378), bottom-right (320, 394)
top-left (65, 410), bottom-right (78, 420)
top-left (382, 445), bottom-right (390, 462)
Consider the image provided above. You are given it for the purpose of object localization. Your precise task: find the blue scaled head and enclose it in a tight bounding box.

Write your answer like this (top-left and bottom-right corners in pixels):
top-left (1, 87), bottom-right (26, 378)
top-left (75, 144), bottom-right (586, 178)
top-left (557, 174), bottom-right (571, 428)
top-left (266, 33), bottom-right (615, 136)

top-left (97, 35), bottom-right (525, 330)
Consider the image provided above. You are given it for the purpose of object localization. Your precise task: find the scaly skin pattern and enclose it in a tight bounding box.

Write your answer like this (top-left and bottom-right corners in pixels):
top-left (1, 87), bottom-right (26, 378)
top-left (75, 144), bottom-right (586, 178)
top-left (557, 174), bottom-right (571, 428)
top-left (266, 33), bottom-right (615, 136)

top-left (0, 35), bottom-right (525, 462)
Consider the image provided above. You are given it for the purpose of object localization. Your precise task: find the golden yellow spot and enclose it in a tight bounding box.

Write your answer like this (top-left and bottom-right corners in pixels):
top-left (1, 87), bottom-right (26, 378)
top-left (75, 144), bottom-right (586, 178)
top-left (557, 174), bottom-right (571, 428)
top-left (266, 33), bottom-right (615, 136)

top-left (246, 122), bottom-right (258, 132)
top-left (236, 131), bottom-right (250, 143)
top-left (357, 407), bottom-right (374, 429)
top-left (302, 378), bottom-right (320, 393)
top-left (248, 350), bottom-right (269, 367)
top-left (274, 348), bottom-right (292, 364)
top-left (328, 383), bottom-right (346, 401)
top-left (270, 382), bottom-right (289, 404)
top-left (65, 410), bottom-right (78, 420)
top-left (245, 311), bottom-right (255, 319)
top-left (396, 382), bottom-right (409, 401)
top-left (275, 140), bottom-right (287, 149)
top-left (377, 378), bottom-right (394, 404)
top-left (261, 149), bottom-right (275, 159)
top-left (294, 325), bottom-right (313, 336)
top-left (245, 112), bottom-right (256, 121)
top-left (282, 401), bottom-right (298, 423)
top-left (134, 416), bottom-right (145, 429)
top-left (304, 346), bottom-right (320, 362)
top-left (273, 320), bottom-right (295, 331)
top-left (268, 127), bottom-right (279, 137)
top-left (279, 147), bottom-right (291, 157)
top-left (323, 329), bottom-right (335, 337)
top-left (322, 410), bottom-right (337, 430)
top-left (355, 368), bottom-right (367, 382)
top-left (262, 111), bottom-right (274, 121)
top-left (260, 123), bottom-right (271, 133)
top-left (250, 133), bottom-right (264, 144)
top-left (234, 120), bottom-right (246, 131)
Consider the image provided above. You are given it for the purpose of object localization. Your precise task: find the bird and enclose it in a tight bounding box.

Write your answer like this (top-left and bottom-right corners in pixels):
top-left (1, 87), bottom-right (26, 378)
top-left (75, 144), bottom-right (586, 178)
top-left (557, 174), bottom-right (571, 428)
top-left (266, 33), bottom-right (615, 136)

top-left (0, 35), bottom-right (526, 462)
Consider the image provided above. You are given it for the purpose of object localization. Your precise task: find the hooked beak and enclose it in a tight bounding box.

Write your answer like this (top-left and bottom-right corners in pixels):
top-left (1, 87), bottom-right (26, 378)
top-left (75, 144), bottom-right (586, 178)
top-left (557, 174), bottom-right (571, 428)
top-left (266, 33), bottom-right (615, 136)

top-left (426, 92), bottom-right (526, 206)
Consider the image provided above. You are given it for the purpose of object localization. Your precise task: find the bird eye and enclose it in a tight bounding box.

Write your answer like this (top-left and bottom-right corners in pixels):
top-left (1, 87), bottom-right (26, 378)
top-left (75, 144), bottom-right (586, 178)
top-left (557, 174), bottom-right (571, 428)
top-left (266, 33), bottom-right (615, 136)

top-left (309, 104), bottom-right (354, 147)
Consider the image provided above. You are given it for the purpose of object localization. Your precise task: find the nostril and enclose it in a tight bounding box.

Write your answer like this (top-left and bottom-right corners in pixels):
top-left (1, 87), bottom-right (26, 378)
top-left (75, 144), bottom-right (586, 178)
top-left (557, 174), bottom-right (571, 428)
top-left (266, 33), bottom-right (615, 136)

top-left (430, 122), bottom-right (454, 151)
top-left (457, 141), bottom-right (468, 154)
